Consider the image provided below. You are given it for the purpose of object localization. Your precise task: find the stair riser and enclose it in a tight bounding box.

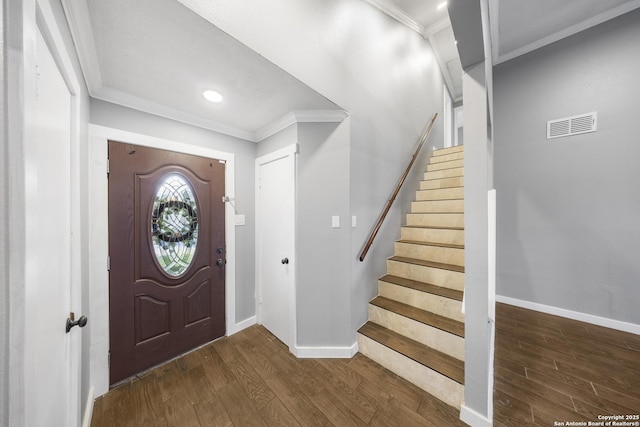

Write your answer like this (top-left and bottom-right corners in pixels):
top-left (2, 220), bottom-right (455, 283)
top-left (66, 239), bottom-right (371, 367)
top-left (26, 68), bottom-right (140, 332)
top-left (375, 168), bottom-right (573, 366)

top-left (424, 168), bottom-right (463, 181)
top-left (416, 187), bottom-right (464, 201)
top-left (420, 176), bottom-right (464, 190)
top-left (394, 242), bottom-right (464, 267)
top-left (429, 151), bottom-right (463, 164)
top-left (400, 227), bottom-right (464, 245)
top-left (426, 159), bottom-right (463, 172)
top-left (432, 145), bottom-right (464, 156)
top-left (407, 213), bottom-right (464, 228)
top-left (357, 334), bottom-right (464, 409)
top-left (411, 199), bottom-right (464, 213)
top-left (368, 305), bottom-right (465, 361)
top-left (387, 260), bottom-right (464, 291)
top-left (378, 281), bottom-right (465, 323)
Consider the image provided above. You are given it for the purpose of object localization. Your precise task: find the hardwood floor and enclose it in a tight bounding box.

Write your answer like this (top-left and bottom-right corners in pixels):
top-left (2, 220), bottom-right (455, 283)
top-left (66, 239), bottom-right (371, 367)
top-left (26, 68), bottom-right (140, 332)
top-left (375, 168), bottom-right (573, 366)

top-left (91, 325), bottom-right (465, 426)
top-left (92, 305), bottom-right (640, 426)
top-left (494, 303), bottom-right (640, 426)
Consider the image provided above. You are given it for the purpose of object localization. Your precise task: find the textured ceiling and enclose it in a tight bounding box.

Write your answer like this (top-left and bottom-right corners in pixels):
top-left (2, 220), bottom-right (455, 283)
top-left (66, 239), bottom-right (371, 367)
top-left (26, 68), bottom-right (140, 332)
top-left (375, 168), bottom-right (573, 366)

top-left (66, 0), bottom-right (639, 139)
top-left (72, 0), bottom-right (341, 141)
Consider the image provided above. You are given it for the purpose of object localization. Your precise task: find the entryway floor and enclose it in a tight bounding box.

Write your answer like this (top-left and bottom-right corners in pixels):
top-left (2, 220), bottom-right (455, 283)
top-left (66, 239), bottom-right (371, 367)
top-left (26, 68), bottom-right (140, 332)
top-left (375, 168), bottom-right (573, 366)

top-left (91, 325), bottom-right (465, 426)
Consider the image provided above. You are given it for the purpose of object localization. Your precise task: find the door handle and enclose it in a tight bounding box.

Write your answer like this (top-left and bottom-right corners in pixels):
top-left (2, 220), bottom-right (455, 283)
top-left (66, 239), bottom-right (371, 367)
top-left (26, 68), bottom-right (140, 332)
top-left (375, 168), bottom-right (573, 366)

top-left (216, 258), bottom-right (226, 266)
top-left (66, 314), bottom-right (88, 333)
top-left (281, 258), bottom-right (289, 264)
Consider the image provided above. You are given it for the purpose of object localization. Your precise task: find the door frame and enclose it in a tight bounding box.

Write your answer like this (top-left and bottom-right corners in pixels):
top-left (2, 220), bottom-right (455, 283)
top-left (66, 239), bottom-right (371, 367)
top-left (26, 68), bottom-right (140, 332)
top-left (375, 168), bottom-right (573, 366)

top-left (255, 144), bottom-right (298, 352)
top-left (88, 125), bottom-right (237, 397)
top-left (7, 0), bottom-right (85, 424)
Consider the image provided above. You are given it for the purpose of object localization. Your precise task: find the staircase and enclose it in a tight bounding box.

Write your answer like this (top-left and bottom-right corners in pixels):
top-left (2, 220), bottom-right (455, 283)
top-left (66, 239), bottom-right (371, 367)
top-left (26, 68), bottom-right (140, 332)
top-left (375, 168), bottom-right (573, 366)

top-left (357, 145), bottom-right (465, 411)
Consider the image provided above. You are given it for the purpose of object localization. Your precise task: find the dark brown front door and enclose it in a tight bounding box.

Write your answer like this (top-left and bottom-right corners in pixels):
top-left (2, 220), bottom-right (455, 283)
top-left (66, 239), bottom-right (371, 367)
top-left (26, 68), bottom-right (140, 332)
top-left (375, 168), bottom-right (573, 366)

top-left (108, 141), bottom-right (226, 385)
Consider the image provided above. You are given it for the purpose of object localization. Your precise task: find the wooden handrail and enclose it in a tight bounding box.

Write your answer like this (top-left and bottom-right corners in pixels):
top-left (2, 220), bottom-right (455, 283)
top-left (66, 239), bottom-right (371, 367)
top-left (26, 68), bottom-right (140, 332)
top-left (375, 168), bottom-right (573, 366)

top-left (359, 113), bottom-right (438, 262)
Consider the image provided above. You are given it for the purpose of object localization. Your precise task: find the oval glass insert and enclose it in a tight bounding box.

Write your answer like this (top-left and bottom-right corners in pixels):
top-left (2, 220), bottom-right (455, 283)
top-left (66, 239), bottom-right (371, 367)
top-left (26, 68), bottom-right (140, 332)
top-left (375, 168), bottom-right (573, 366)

top-left (151, 174), bottom-right (199, 277)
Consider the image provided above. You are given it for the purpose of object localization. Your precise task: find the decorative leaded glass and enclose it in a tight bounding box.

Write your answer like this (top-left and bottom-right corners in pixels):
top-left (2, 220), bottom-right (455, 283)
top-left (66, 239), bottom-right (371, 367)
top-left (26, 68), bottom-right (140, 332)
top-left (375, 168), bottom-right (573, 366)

top-left (151, 174), bottom-right (198, 276)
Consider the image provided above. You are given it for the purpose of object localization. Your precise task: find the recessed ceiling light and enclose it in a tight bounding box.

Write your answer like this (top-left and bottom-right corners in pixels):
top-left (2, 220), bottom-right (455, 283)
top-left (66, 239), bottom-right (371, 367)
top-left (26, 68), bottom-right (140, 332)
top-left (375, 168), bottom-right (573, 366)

top-left (437, 1), bottom-right (448, 10)
top-left (203, 90), bottom-right (223, 103)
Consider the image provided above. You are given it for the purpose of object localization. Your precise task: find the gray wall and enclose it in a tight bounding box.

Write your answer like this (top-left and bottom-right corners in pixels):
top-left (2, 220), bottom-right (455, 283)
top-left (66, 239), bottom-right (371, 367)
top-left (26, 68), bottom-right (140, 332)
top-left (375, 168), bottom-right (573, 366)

top-left (297, 121), bottom-right (351, 346)
top-left (1, 1), bottom-right (7, 424)
top-left (177, 0), bottom-right (445, 346)
top-left (256, 120), bottom-right (352, 347)
top-left (180, 0), bottom-right (445, 344)
top-left (494, 8), bottom-right (640, 324)
top-left (90, 99), bottom-right (258, 323)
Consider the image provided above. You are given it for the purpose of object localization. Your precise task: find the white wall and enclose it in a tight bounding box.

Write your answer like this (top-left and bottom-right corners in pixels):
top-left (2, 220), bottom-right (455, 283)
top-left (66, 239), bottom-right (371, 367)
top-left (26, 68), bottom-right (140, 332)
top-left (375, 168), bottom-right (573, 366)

top-left (461, 62), bottom-right (492, 426)
top-left (494, 8), bottom-right (640, 327)
top-left (177, 0), bottom-right (445, 345)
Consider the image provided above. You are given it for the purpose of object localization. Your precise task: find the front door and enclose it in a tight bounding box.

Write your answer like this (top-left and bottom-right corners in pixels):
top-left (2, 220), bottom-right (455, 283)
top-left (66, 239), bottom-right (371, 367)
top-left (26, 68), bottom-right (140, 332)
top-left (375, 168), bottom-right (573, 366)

top-left (108, 141), bottom-right (226, 384)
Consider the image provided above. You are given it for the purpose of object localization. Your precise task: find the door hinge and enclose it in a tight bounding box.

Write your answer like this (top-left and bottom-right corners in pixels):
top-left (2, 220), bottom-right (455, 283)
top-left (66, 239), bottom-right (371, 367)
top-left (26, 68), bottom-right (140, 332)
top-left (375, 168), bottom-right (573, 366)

top-left (107, 256), bottom-right (111, 271)
top-left (106, 159), bottom-right (110, 176)
top-left (108, 352), bottom-right (110, 368)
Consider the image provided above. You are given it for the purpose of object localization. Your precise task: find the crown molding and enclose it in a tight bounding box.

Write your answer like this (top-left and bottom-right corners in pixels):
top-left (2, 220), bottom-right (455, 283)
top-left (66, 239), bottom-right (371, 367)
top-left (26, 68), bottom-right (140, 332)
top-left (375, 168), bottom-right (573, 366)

top-left (61, 0), bottom-right (102, 94)
top-left (495, 0), bottom-right (640, 65)
top-left (254, 110), bottom-right (349, 142)
top-left (94, 87), bottom-right (257, 142)
top-left (424, 17), bottom-right (450, 37)
top-left (364, 0), bottom-right (425, 35)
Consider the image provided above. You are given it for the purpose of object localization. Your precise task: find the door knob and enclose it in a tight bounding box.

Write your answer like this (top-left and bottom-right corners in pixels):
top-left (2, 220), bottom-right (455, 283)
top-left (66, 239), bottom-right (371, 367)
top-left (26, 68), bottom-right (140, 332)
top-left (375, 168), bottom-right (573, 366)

top-left (216, 258), bottom-right (226, 266)
top-left (66, 314), bottom-right (87, 333)
top-left (281, 258), bottom-right (289, 264)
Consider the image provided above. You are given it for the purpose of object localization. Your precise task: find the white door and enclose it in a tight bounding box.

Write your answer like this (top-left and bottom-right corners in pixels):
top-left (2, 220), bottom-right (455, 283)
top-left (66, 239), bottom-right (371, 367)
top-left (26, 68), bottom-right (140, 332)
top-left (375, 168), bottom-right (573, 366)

top-left (23, 26), bottom-right (77, 426)
top-left (256, 146), bottom-right (296, 347)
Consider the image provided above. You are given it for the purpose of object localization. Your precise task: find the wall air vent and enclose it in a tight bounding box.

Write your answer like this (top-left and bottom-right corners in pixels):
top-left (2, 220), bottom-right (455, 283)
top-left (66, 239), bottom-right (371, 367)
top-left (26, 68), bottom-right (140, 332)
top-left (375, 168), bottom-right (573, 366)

top-left (547, 112), bottom-right (597, 139)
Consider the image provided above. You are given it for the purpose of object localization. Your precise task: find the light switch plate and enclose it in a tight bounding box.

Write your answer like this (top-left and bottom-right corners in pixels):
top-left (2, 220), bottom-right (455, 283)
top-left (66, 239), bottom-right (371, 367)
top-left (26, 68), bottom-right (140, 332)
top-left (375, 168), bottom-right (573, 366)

top-left (332, 216), bottom-right (340, 228)
top-left (235, 214), bottom-right (246, 226)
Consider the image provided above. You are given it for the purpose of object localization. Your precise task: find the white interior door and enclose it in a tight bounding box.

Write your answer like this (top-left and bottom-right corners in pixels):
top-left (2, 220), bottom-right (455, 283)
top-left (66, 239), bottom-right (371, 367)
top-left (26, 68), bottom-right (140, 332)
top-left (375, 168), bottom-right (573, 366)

top-left (256, 146), bottom-right (296, 347)
top-left (23, 26), bottom-right (75, 427)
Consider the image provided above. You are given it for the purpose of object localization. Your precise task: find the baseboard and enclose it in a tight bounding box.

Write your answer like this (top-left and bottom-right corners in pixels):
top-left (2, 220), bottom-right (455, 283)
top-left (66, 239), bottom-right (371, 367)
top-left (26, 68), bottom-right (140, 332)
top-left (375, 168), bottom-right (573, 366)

top-left (496, 295), bottom-right (640, 335)
top-left (292, 341), bottom-right (358, 358)
top-left (82, 387), bottom-right (95, 427)
top-left (227, 315), bottom-right (257, 336)
top-left (460, 404), bottom-right (492, 427)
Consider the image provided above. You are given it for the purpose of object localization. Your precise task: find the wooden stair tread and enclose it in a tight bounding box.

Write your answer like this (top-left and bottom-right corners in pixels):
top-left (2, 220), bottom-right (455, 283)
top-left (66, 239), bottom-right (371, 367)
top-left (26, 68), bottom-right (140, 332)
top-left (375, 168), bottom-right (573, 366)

top-left (371, 296), bottom-right (465, 337)
top-left (407, 211), bottom-right (464, 215)
top-left (396, 240), bottom-right (464, 250)
top-left (422, 175), bottom-right (464, 182)
top-left (379, 274), bottom-right (464, 302)
top-left (358, 322), bottom-right (464, 384)
top-left (419, 186), bottom-right (464, 191)
top-left (401, 225), bottom-right (464, 231)
top-left (389, 256), bottom-right (465, 273)
top-left (433, 146), bottom-right (463, 155)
